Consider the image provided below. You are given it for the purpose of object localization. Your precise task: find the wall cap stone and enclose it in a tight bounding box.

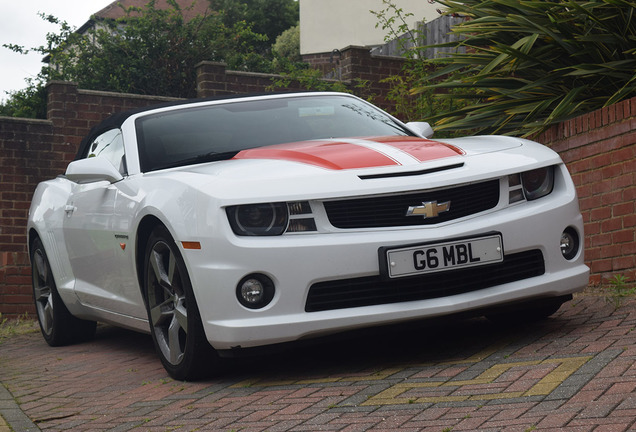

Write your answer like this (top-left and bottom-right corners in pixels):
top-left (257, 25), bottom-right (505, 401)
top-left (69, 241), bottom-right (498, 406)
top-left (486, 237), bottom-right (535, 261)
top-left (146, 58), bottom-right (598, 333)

top-left (78, 88), bottom-right (181, 102)
top-left (0, 116), bottom-right (52, 126)
top-left (195, 60), bottom-right (228, 68)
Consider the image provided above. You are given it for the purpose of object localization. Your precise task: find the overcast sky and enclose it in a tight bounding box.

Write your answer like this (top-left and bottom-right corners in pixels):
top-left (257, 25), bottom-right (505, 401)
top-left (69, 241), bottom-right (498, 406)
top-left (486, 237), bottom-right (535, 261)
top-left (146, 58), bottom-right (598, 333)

top-left (0, 0), bottom-right (114, 101)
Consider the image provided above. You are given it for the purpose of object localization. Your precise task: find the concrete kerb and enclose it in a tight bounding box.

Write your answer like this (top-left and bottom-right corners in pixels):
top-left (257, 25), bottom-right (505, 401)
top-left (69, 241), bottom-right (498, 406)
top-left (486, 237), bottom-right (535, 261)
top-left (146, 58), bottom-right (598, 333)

top-left (0, 383), bottom-right (40, 432)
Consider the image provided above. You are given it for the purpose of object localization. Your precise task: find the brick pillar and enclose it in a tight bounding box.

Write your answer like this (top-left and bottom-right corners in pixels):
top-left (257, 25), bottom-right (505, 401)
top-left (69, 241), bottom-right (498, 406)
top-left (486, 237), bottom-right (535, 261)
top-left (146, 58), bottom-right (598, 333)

top-left (0, 91), bottom-right (58, 318)
top-left (46, 81), bottom-right (85, 165)
top-left (339, 46), bottom-right (373, 82)
top-left (196, 61), bottom-right (232, 97)
top-left (46, 81), bottom-right (79, 125)
top-left (0, 252), bottom-right (34, 318)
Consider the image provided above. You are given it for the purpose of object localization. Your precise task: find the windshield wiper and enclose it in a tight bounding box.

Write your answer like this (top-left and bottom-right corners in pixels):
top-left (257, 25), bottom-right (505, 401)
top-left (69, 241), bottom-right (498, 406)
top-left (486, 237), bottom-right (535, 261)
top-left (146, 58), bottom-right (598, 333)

top-left (154, 150), bottom-right (240, 170)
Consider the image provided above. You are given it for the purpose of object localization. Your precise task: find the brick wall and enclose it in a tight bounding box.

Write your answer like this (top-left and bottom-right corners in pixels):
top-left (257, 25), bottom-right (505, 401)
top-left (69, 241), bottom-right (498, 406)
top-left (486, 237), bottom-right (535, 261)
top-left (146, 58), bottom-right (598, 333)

top-left (0, 82), bottom-right (179, 318)
top-left (196, 62), bottom-right (308, 96)
top-left (198, 46), bottom-right (407, 111)
top-left (0, 117), bottom-right (54, 316)
top-left (303, 46), bottom-right (406, 109)
top-left (535, 97), bottom-right (636, 286)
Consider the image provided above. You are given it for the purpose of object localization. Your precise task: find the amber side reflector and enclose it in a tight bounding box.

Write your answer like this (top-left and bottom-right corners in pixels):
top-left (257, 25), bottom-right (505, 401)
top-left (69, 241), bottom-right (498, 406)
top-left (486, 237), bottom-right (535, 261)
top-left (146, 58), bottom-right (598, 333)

top-left (181, 241), bottom-right (202, 250)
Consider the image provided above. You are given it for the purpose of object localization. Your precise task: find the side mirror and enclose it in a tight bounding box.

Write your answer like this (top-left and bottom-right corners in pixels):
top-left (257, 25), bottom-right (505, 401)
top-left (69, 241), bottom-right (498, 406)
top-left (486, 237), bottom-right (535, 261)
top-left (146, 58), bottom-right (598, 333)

top-left (65, 157), bottom-right (124, 184)
top-left (406, 121), bottom-right (434, 139)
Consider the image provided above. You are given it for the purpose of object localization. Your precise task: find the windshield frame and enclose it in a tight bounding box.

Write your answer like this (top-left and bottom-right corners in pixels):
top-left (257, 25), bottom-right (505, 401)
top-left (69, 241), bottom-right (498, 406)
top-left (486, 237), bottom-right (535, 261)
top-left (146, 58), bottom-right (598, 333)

top-left (134, 93), bottom-right (415, 173)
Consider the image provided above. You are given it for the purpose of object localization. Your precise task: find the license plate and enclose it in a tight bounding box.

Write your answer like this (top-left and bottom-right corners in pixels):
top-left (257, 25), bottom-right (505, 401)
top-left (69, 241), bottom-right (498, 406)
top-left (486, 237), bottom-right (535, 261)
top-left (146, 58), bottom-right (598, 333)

top-left (381, 234), bottom-right (504, 279)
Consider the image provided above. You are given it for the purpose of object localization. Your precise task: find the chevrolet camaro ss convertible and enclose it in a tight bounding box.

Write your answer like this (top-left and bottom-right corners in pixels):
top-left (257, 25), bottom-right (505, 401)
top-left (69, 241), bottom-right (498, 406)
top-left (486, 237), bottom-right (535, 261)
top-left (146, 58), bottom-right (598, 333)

top-left (28, 92), bottom-right (589, 379)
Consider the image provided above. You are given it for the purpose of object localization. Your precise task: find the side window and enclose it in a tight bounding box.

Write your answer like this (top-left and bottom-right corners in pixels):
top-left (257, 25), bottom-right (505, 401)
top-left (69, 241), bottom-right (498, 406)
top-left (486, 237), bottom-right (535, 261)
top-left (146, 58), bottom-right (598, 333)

top-left (87, 129), bottom-right (126, 175)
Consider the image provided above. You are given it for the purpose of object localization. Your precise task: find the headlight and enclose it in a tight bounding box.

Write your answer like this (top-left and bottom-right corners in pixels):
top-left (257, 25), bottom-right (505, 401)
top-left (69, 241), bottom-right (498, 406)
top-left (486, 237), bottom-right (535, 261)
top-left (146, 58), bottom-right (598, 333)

top-left (521, 166), bottom-right (554, 200)
top-left (227, 203), bottom-right (288, 236)
top-left (226, 201), bottom-right (317, 236)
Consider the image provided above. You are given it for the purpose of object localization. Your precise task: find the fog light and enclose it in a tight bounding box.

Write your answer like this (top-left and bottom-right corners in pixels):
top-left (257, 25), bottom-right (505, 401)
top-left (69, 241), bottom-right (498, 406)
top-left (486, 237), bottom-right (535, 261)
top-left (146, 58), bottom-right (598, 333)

top-left (560, 227), bottom-right (579, 260)
top-left (237, 274), bottom-right (275, 309)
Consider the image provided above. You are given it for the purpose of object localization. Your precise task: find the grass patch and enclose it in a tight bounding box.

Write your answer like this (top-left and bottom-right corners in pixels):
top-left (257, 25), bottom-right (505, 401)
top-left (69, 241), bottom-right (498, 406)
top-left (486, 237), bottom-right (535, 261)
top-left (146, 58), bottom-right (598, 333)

top-left (604, 275), bottom-right (636, 309)
top-left (0, 313), bottom-right (39, 341)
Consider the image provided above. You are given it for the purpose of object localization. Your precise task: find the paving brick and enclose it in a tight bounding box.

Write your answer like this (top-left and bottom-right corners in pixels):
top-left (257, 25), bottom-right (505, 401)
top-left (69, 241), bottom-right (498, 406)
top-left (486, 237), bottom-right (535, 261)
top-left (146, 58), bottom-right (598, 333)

top-left (2, 295), bottom-right (636, 432)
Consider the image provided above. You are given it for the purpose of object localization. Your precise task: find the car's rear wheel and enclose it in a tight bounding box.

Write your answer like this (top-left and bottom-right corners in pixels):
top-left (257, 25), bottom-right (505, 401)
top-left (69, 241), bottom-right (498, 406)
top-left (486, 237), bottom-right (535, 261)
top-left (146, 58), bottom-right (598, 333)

top-left (144, 225), bottom-right (218, 380)
top-left (31, 236), bottom-right (96, 346)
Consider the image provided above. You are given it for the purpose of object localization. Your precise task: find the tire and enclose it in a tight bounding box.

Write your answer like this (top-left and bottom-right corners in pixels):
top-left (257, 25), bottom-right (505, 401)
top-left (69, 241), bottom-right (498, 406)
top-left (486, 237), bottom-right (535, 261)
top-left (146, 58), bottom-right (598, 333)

top-left (486, 295), bottom-right (570, 325)
top-left (31, 236), bottom-right (97, 346)
top-left (143, 225), bottom-right (219, 380)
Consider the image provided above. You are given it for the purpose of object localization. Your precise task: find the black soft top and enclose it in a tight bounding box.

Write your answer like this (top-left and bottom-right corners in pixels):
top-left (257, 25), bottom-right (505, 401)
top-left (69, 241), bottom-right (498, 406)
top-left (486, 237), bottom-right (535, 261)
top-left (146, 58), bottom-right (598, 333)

top-left (74, 93), bottom-right (275, 160)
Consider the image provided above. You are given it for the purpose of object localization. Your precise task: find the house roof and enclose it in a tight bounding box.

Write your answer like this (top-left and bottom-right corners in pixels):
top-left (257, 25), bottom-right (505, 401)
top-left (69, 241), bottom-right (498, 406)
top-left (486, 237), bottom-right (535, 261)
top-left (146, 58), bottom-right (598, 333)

top-left (93, 0), bottom-right (212, 21)
top-left (76, 0), bottom-right (212, 34)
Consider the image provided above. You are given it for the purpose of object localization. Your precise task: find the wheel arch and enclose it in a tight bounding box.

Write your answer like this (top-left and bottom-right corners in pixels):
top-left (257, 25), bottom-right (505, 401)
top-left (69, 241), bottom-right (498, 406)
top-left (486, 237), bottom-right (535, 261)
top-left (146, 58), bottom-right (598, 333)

top-left (135, 215), bottom-right (166, 299)
top-left (138, 217), bottom-right (218, 379)
top-left (28, 227), bottom-right (40, 255)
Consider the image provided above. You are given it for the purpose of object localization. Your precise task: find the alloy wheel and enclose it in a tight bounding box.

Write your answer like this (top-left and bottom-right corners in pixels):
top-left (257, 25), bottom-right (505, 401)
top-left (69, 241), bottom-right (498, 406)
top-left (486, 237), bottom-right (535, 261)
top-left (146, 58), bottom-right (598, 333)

top-left (32, 248), bottom-right (54, 337)
top-left (146, 240), bottom-right (189, 366)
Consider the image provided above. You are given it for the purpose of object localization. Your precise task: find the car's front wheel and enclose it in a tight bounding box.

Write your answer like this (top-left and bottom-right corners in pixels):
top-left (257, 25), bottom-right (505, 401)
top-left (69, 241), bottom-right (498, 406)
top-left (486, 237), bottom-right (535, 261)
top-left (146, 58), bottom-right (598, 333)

top-left (144, 225), bottom-right (219, 380)
top-left (31, 236), bottom-right (96, 346)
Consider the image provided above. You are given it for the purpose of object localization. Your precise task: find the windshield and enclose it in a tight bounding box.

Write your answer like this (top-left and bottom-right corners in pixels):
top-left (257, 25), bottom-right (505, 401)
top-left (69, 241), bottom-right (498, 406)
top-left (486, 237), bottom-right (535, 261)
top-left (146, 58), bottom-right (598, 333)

top-left (136, 94), bottom-right (413, 172)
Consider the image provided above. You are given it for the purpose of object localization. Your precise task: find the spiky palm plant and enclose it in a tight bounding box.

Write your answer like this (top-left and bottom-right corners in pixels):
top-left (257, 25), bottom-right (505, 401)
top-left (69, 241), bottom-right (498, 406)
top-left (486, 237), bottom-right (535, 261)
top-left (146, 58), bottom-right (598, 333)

top-left (417, 0), bottom-right (636, 136)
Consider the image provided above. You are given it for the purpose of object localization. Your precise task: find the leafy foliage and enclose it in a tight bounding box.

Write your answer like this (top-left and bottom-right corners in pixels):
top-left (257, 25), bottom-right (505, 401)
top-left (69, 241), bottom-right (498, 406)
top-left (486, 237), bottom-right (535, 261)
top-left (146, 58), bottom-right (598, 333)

top-left (368, 1), bottom-right (467, 135)
top-left (370, 0), bottom-right (421, 60)
top-left (267, 26), bottom-right (361, 94)
top-left (210, 0), bottom-right (299, 54)
top-left (0, 78), bottom-right (47, 118)
top-left (370, 2), bottom-right (431, 122)
top-left (56, 0), bottom-right (267, 96)
top-left (1, 0), bottom-right (299, 117)
top-left (416, 0), bottom-right (636, 136)
top-left (273, 25), bottom-right (301, 63)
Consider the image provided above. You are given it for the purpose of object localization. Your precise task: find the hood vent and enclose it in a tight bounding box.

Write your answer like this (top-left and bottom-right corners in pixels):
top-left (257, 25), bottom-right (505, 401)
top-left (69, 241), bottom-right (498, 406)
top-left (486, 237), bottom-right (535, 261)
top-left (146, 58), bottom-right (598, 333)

top-left (358, 163), bottom-right (464, 180)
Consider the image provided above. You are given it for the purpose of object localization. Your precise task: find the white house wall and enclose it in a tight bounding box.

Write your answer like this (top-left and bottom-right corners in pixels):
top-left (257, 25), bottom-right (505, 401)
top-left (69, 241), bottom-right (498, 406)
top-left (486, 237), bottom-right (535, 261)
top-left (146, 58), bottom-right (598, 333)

top-left (299, 0), bottom-right (441, 55)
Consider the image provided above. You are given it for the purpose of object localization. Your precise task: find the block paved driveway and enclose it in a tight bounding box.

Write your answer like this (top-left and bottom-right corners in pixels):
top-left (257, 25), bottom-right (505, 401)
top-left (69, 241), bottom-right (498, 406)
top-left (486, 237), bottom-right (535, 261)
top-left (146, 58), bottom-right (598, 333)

top-left (1, 292), bottom-right (636, 432)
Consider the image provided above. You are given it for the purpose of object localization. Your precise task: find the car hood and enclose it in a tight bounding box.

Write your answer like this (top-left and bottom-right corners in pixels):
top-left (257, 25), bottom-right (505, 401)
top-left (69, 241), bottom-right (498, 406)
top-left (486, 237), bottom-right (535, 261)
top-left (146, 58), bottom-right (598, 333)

top-left (171, 135), bottom-right (552, 203)
top-left (230, 136), bottom-right (524, 170)
top-left (231, 136), bottom-right (467, 170)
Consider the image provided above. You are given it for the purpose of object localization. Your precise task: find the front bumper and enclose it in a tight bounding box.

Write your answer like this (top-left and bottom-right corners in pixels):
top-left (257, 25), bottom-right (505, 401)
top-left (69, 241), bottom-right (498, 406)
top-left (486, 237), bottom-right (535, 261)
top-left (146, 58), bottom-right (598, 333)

top-left (185, 171), bottom-right (589, 350)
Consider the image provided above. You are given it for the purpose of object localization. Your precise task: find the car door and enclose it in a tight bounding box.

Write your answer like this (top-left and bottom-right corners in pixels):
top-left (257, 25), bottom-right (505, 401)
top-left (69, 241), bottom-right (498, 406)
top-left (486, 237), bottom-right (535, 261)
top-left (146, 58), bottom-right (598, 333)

top-left (63, 129), bottom-right (146, 319)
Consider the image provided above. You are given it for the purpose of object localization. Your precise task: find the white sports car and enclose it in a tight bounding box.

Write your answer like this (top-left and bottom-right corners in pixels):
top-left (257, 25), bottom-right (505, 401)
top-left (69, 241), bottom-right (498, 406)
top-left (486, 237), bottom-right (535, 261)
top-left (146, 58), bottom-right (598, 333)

top-left (28, 92), bottom-right (589, 379)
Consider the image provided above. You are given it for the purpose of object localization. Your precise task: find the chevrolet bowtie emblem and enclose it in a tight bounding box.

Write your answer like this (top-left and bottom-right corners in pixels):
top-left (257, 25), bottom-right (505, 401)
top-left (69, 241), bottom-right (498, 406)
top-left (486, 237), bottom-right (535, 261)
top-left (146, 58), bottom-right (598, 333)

top-left (406, 200), bottom-right (451, 218)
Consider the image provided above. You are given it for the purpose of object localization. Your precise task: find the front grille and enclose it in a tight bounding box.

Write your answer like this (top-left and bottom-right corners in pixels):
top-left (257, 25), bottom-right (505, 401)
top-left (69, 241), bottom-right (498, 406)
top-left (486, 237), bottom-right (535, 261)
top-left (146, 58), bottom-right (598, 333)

top-left (323, 180), bottom-right (500, 229)
top-left (305, 250), bottom-right (544, 312)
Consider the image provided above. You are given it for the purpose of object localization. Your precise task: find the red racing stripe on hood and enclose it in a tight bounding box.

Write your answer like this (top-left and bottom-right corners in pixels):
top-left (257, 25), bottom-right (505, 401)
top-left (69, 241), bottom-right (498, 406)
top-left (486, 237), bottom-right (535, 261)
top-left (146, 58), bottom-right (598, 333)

top-left (232, 137), bottom-right (463, 170)
top-left (233, 140), bottom-right (399, 169)
top-left (365, 136), bottom-right (465, 161)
